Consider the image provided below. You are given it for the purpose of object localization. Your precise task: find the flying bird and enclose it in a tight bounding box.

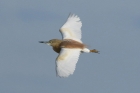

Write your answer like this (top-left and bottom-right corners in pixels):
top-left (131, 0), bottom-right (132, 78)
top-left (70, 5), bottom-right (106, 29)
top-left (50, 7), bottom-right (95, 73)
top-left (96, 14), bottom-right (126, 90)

top-left (39, 14), bottom-right (99, 78)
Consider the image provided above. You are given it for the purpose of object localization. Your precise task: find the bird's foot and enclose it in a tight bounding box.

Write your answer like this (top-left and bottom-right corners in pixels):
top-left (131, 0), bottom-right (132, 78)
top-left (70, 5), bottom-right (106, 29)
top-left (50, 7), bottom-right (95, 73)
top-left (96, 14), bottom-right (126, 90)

top-left (90, 49), bottom-right (100, 54)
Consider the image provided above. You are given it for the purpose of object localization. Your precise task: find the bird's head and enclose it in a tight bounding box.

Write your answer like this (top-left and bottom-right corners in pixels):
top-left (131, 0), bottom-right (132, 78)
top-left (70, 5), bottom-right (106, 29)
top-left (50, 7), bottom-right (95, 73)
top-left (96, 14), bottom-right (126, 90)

top-left (39, 39), bottom-right (62, 47)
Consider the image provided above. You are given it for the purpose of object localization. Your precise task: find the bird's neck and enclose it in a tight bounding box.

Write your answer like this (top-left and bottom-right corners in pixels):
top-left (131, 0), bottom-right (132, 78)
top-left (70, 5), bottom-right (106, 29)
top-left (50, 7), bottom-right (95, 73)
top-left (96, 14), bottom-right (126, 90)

top-left (52, 41), bottom-right (62, 53)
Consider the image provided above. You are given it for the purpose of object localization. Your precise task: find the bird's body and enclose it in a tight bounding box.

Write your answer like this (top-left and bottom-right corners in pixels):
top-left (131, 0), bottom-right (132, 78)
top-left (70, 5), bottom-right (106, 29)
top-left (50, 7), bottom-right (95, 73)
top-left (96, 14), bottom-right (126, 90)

top-left (39, 14), bottom-right (99, 77)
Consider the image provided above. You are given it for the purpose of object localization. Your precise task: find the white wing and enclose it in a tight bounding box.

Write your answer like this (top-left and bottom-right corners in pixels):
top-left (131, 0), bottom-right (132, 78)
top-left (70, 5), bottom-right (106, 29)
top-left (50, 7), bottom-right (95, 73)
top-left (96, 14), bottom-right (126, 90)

top-left (56, 48), bottom-right (81, 77)
top-left (60, 14), bottom-right (82, 43)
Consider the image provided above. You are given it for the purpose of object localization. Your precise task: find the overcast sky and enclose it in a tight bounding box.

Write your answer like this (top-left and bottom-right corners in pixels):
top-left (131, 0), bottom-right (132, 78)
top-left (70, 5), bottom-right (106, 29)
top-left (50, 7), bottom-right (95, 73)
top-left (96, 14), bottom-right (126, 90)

top-left (0, 0), bottom-right (140, 93)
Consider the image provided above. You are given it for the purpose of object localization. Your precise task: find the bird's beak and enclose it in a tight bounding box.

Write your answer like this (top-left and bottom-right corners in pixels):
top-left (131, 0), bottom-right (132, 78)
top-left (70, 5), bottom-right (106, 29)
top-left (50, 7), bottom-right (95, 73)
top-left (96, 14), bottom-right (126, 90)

top-left (39, 41), bottom-right (48, 43)
top-left (39, 41), bottom-right (51, 45)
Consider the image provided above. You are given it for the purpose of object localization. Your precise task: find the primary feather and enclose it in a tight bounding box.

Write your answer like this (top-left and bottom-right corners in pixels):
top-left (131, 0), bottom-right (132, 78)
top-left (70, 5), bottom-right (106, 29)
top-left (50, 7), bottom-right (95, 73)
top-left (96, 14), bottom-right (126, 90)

top-left (60, 14), bottom-right (82, 43)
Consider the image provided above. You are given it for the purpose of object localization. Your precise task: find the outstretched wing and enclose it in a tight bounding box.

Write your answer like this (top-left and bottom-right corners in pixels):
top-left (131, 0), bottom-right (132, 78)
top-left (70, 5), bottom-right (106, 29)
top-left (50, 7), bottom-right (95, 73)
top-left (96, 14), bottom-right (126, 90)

top-left (56, 48), bottom-right (81, 77)
top-left (60, 14), bottom-right (82, 43)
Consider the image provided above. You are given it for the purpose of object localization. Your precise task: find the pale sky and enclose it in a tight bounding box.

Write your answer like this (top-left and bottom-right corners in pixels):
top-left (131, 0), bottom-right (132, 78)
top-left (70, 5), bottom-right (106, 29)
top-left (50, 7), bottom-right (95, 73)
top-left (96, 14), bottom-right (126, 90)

top-left (0, 0), bottom-right (140, 93)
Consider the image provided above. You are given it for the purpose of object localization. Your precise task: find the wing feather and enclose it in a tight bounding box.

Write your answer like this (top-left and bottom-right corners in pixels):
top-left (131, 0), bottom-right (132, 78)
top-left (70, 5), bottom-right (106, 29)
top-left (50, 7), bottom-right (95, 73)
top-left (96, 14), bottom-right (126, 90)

top-left (60, 14), bottom-right (82, 42)
top-left (56, 48), bottom-right (81, 77)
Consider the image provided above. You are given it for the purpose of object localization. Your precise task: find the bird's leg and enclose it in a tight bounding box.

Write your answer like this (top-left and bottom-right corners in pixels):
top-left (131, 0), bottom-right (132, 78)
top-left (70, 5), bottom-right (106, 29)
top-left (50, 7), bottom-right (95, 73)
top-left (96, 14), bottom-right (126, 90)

top-left (90, 49), bottom-right (99, 54)
top-left (81, 48), bottom-right (99, 54)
